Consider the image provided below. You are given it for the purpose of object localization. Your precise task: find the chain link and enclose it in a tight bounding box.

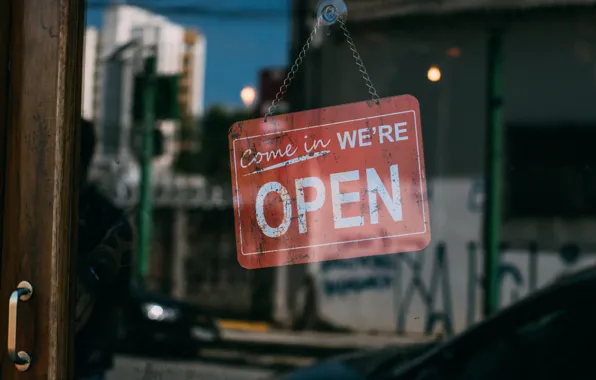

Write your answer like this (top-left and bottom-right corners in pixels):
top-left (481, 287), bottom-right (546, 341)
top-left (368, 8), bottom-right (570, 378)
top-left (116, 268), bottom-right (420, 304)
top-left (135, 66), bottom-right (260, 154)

top-left (264, 20), bottom-right (321, 121)
top-left (264, 10), bottom-right (380, 121)
top-left (338, 16), bottom-right (380, 104)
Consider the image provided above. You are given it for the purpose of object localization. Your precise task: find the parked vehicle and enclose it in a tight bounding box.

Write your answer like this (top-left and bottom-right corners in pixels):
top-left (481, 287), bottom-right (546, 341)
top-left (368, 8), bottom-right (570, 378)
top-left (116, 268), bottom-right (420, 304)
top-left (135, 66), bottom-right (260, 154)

top-left (273, 265), bottom-right (596, 379)
top-left (117, 284), bottom-right (221, 357)
top-left (269, 342), bottom-right (434, 380)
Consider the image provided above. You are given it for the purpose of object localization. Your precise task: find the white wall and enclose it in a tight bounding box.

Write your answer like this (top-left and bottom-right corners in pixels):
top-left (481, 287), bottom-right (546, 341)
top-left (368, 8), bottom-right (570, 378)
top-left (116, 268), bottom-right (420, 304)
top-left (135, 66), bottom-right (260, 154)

top-left (82, 28), bottom-right (98, 121)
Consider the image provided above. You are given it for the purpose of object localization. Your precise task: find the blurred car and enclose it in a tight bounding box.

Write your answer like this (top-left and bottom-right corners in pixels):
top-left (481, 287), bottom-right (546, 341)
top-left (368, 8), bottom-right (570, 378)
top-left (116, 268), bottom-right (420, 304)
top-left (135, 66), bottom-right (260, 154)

top-left (117, 285), bottom-right (221, 357)
top-left (274, 265), bottom-right (596, 380)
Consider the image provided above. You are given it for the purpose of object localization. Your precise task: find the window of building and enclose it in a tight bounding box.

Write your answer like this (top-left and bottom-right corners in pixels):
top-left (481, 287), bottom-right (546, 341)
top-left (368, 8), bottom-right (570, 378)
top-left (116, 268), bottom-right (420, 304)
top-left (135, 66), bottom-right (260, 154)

top-left (505, 125), bottom-right (596, 219)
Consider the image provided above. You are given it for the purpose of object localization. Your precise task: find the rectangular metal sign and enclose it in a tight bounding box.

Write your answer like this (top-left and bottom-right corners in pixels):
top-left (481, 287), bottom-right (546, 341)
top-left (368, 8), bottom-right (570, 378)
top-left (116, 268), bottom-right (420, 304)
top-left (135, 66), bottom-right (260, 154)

top-left (229, 95), bottom-right (430, 269)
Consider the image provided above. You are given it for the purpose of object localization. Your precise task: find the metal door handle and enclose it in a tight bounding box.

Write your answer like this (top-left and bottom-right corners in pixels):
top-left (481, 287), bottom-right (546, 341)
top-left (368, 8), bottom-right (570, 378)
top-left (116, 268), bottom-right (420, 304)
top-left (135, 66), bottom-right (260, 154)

top-left (8, 281), bottom-right (33, 371)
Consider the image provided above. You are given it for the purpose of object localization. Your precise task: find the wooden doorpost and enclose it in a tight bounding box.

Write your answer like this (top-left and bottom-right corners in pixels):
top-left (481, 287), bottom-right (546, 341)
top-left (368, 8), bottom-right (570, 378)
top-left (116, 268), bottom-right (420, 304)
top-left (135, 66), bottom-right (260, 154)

top-left (0, 0), bottom-right (85, 379)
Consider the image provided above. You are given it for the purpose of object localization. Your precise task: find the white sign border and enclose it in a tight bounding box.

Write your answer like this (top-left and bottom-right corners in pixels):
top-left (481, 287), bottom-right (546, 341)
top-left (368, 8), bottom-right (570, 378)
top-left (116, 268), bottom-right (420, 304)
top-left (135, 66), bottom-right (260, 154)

top-left (232, 110), bottom-right (428, 256)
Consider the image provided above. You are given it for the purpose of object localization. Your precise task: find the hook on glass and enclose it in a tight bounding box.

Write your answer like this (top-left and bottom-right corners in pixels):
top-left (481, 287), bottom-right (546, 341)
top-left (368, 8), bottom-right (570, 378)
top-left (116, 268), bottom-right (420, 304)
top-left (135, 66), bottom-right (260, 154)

top-left (316, 0), bottom-right (348, 26)
top-left (8, 281), bottom-right (33, 371)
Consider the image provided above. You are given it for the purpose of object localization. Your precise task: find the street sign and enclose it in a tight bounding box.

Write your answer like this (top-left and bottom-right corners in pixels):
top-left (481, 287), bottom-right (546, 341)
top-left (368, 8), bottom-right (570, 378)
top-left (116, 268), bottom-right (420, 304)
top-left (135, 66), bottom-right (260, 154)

top-left (229, 95), bottom-right (430, 269)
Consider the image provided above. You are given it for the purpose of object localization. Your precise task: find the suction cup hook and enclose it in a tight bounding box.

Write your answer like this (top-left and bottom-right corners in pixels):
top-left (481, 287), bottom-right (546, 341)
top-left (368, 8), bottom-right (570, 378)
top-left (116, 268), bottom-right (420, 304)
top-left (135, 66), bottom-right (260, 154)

top-left (316, 0), bottom-right (348, 26)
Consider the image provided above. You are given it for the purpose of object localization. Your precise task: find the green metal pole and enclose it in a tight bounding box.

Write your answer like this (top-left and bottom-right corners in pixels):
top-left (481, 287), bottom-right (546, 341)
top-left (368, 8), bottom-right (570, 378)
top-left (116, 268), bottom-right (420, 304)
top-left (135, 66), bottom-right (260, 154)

top-left (137, 54), bottom-right (157, 285)
top-left (483, 30), bottom-right (504, 317)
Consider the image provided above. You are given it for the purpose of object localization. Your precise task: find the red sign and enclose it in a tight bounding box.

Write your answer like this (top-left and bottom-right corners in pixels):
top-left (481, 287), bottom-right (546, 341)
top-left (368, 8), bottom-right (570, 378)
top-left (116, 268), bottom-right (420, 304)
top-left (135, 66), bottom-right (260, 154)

top-left (229, 95), bottom-right (430, 269)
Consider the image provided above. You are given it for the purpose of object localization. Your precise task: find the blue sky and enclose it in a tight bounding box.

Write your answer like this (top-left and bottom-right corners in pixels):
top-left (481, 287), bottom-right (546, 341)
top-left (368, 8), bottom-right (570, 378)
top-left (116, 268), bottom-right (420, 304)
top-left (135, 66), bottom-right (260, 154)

top-left (86, 0), bottom-right (290, 109)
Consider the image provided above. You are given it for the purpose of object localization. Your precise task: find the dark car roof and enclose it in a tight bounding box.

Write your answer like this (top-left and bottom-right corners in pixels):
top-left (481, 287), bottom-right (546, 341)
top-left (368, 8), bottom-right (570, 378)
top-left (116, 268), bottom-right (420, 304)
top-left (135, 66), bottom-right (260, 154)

top-left (340, 343), bottom-right (438, 377)
top-left (349, 0), bottom-right (596, 21)
top-left (385, 264), bottom-right (596, 378)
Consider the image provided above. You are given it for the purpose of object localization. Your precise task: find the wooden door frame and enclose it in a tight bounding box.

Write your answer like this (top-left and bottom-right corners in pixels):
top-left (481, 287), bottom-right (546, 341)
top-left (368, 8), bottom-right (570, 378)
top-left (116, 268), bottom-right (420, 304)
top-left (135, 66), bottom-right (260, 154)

top-left (0, 0), bottom-right (85, 379)
top-left (0, 0), bottom-right (10, 256)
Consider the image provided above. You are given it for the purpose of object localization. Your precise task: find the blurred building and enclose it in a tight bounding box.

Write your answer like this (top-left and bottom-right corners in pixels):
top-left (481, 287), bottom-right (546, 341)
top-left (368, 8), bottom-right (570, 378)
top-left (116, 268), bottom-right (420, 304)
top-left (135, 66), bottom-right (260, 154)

top-left (80, 5), bottom-right (229, 299)
top-left (276, 0), bottom-right (596, 334)
top-left (86, 4), bottom-right (207, 193)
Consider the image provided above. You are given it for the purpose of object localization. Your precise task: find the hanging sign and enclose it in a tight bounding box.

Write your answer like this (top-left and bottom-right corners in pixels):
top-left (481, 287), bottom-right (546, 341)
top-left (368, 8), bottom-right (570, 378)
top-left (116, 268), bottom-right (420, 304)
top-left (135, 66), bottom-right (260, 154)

top-left (229, 95), bottom-right (430, 269)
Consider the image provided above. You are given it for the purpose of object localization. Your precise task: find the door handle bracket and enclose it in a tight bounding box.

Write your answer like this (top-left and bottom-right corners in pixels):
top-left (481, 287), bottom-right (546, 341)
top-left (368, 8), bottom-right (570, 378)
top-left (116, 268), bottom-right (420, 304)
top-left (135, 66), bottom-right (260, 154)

top-left (8, 281), bottom-right (33, 371)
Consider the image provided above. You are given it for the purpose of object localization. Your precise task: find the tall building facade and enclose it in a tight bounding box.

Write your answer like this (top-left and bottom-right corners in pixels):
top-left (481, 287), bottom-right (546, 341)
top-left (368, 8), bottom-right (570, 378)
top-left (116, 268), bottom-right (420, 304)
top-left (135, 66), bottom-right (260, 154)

top-left (88, 4), bottom-right (207, 188)
top-left (178, 29), bottom-right (206, 152)
top-left (180, 29), bottom-right (206, 118)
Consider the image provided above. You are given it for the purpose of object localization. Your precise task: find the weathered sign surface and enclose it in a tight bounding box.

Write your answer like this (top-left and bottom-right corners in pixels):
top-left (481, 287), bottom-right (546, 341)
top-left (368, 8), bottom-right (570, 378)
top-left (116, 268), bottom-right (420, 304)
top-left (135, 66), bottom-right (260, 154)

top-left (229, 95), bottom-right (430, 269)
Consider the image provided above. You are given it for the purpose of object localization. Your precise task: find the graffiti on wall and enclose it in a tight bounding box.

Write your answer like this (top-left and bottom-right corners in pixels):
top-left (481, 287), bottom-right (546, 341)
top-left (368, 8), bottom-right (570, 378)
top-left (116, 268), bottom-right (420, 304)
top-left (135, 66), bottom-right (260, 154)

top-left (321, 256), bottom-right (396, 296)
top-left (396, 244), bottom-right (454, 336)
top-left (321, 241), bottom-right (585, 337)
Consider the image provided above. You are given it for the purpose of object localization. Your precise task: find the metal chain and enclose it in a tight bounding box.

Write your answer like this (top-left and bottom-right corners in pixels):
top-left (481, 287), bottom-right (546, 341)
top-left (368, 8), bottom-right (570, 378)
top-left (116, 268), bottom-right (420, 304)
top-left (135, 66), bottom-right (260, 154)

top-left (264, 10), bottom-right (380, 121)
top-left (338, 16), bottom-right (380, 104)
top-left (264, 20), bottom-right (321, 121)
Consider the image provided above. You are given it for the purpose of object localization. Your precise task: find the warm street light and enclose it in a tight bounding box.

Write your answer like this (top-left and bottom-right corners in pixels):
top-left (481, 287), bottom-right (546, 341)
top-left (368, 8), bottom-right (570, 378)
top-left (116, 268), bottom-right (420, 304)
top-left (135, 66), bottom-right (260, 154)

top-left (427, 66), bottom-right (441, 82)
top-left (240, 86), bottom-right (256, 107)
